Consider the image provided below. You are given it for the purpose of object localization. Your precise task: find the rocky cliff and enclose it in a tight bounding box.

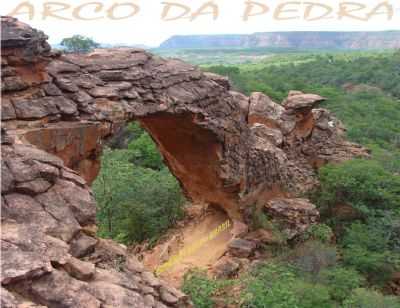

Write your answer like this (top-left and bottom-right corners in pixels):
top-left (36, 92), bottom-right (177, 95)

top-left (160, 31), bottom-right (400, 50)
top-left (1, 17), bottom-right (367, 307)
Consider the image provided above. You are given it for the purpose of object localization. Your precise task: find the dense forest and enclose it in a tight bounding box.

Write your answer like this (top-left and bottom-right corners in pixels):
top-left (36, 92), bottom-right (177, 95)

top-left (93, 49), bottom-right (400, 307)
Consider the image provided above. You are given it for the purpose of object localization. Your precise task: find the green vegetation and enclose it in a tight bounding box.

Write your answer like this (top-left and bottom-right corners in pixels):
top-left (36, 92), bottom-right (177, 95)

top-left (316, 159), bottom-right (400, 215)
top-left (240, 262), bottom-right (399, 308)
top-left (182, 270), bottom-right (222, 308)
top-left (343, 288), bottom-right (400, 308)
top-left (92, 48), bottom-right (400, 306)
top-left (300, 223), bottom-right (334, 244)
top-left (128, 132), bottom-right (163, 170)
top-left (205, 56), bottom-right (400, 153)
top-left (154, 47), bottom-right (393, 66)
top-left (92, 123), bottom-right (185, 245)
top-left (313, 159), bottom-right (400, 285)
top-left (181, 262), bottom-right (396, 308)
top-left (319, 267), bottom-right (365, 302)
top-left (183, 49), bottom-right (400, 307)
top-left (61, 35), bottom-right (99, 53)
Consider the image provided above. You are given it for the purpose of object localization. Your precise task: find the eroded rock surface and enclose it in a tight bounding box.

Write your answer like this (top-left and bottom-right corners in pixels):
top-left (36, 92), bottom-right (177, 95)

top-left (1, 142), bottom-right (189, 307)
top-left (1, 17), bottom-right (367, 216)
top-left (1, 16), bottom-right (368, 306)
top-left (264, 198), bottom-right (320, 240)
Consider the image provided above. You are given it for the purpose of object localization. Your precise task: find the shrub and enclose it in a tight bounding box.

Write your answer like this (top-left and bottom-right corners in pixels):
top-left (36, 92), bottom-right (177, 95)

top-left (242, 263), bottom-right (299, 308)
top-left (93, 127), bottom-right (185, 244)
top-left (182, 270), bottom-right (219, 308)
top-left (128, 131), bottom-right (164, 170)
top-left (315, 159), bottom-right (400, 216)
top-left (341, 220), bottom-right (399, 284)
top-left (290, 241), bottom-right (337, 277)
top-left (313, 158), bottom-right (400, 285)
top-left (249, 205), bottom-right (287, 244)
top-left (108, 122), bottom-right (146, 149)
top-left (116, 167), bottom-right (185, 244)
top-left (319, 267), bottom-right (365, 302)
top-left (242, 262), bottom-right (336, 308)
top-left (342, 288), bottom-right (400, 308)
top-left (370, 144), bottom-right (400, 174)
top-left (302, 224), bottom-right (334, 244)
top-left (250, 205), bottom-right (271, 230)
top-left (291, 281), bottom-right (333, 308)
top-left (92, 147), bottom-right (136, 238)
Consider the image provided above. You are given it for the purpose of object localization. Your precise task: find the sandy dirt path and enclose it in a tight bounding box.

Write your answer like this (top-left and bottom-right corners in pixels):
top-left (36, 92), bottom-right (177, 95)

top-left (142, 206), bottom-right (233, 287)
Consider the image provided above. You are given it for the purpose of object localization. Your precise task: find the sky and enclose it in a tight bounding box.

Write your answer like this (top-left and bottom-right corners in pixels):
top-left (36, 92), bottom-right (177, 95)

top-left (1, 0), bottom-right (400, 47)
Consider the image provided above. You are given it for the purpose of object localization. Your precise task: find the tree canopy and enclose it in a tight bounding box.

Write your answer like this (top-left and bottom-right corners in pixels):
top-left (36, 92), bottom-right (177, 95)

top-left (60, 35), bottom-right (100, 53)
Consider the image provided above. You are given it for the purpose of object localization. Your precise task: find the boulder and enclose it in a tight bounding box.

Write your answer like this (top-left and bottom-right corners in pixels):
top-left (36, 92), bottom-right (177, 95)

top-left (245, 229), bottom-right (281, 245)
top-left (70, 234), bottom-right (98, 258)
top-left (1, 288), bottom-right (19, 308)
top-left (264, 198), bottom-right (319, 239)
top-left (1, 99), bottom-right (16, 120)
top-left (126, 255), bottom-right (145, 273)
top-left (228, 239), bottom-right (257, 258)
top-left (212, 256), bottom-right (240, 278)
top-left (160, 288), bottom-right (179, 305)
top-left (63, 257), bottom-right (96, 281)
top-left (250, 123), bottom-right (283, 146)
top-left (282, 93), bottom-right (325, 112)
top-left (248, 92), bottom-right (284, 127)
top-left (88, 281), bottom-right (145, 307)
top-left (2, 76), bottom-right (28, 92)
top-left (1, 222), bottom-right (68, 285)
top-left (30, 270), bottom-right (101, 308)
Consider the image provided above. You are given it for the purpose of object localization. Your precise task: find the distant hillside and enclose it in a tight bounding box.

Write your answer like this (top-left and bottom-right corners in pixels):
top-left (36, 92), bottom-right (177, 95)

top-left (160, 31), bottom-right (400, 50)
top-left (51, 43), bottom-right (151, 50)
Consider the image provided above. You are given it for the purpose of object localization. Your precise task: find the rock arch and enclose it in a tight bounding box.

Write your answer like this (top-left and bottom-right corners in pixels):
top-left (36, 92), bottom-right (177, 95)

top-left (1, 17), bottom-right (367, 307)
top-left (1, 17), bottom-right (366, 219)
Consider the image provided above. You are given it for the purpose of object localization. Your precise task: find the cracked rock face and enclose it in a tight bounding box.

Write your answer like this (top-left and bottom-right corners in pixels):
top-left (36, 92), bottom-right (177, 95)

top-left (264, 198), bottom-right (320, 240)
top-left (1, 16), bottom-right (368, 307)
top-left (1, 143), bottom-right (190, 307)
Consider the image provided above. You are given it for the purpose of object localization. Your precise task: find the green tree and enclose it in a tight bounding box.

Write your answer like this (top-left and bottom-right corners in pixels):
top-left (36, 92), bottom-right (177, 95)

top-left (242, 263), bottom-right (299, 308)
top-left (291, 281), bottom-right (332, 308)
top-left (341, 220), bottom-right (400, 283)
top-left (93, 148), bottom-right (134, 236)
top-left (61, 35), bottom-right (100, 53)
top-left (92, 147), bottom-right (185, 244)
top-left (314, 159), bottom-right (400, 284)
top-left (315, 159), bottom-right (400, 216)
top-left (242, 262), bottom-right (335, 308)
top-left (92, 120), bottom-right (186, 245)
top-left (128, 132), bottom-right (164, 170)
top-left (116, 167), bottom-right (185, 243)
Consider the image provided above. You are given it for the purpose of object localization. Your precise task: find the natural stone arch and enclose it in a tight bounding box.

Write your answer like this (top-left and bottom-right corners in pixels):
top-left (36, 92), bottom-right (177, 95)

top-left (1, 16), bottom-right (369, 307)
top-left (2, 16), bottom-right (367, 221)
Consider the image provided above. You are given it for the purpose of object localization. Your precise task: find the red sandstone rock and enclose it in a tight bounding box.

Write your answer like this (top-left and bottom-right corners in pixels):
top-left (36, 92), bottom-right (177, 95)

top-left (1, 16), bottom-right (369, 307)
top-left (228, 239), bottom-right (257, 258)
top-left (264, 198), bottom-right (320, 239)
top-left (212, 256), bottom-right (240, 278)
